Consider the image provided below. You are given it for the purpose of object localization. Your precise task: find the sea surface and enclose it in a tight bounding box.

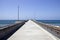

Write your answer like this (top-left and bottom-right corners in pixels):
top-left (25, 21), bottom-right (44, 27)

top-left (0, 20), bottom-right (60, 28)
top-left (0, 20), bottom-right (16, 27)
top-left (37, 20), bottom-right (60, 26)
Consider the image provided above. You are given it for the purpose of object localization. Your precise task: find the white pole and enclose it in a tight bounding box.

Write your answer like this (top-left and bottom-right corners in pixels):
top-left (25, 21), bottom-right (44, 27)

top-left (18, 5), bottom-right (19, 21)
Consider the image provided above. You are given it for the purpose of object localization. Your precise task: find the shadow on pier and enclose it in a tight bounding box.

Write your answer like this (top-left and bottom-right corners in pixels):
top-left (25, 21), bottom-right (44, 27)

top-left (0, 21), bottom-right (27, 40)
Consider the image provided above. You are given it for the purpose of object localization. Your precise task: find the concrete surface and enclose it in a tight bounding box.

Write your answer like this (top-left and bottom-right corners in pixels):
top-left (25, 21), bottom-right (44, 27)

top-left (8, 20), bottom-right (54, 40)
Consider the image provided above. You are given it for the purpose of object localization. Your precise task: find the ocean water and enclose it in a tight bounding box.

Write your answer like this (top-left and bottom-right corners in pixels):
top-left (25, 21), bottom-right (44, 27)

top-left (0, 20), bottom-right (25, 27)
top-left (0, 20), bottom-right (60, 28)
top-left (37, 20), bottom-right (60, 26)
top-left (0, 20), bottom-right (16, 27)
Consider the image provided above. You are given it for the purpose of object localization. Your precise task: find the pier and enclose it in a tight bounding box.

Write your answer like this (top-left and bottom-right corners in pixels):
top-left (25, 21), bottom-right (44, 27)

top-left (8, 20), bottom-right (60, 40)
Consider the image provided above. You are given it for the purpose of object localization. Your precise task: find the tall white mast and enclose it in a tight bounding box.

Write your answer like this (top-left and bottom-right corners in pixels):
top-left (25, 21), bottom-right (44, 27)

top-left (18, 5), bottom-right (19, 21)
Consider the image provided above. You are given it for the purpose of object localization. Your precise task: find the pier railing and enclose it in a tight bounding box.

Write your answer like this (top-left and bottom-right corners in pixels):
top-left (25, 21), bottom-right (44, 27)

top-left (33, 20), bottom-right (60, 40)
top-left (0, 21), bottom-right (26, 40)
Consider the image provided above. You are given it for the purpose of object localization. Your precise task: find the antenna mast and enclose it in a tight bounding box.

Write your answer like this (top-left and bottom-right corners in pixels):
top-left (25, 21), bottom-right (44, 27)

top-left (18, 5), bottom-right (19, 21)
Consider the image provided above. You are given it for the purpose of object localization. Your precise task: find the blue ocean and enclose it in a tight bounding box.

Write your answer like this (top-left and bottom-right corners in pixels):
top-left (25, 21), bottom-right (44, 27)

top-left (0, 20), bottom-right (60, 27)
top-left (0, 20), bottom-right (16, 27)
top-left (37, 20), bottom-right (60, 26)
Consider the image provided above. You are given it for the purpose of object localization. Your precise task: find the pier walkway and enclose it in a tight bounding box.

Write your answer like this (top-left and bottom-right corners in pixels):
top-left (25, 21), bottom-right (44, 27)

top-left (8, 20), bottom-right (58, 40)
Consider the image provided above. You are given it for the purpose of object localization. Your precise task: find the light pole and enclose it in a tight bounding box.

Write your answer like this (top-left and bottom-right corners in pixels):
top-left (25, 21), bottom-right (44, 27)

top-left (18, 5), bottom-right (19, 21)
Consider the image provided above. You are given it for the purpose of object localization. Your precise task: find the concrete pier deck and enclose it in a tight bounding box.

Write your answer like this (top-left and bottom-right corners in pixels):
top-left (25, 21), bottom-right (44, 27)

top-left (8, 20), bottom-right (56, 40)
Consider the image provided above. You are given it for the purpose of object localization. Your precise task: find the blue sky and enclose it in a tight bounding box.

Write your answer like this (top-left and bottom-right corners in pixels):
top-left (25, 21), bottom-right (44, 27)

top-left (0, 0), bottom-right (60, 20)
